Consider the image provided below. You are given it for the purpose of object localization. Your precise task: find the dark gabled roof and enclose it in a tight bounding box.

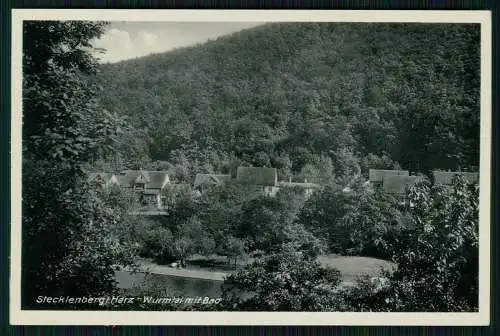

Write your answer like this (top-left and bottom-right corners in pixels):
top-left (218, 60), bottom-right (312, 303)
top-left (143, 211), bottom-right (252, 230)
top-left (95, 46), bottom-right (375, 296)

top-left (116, 170), bottom-right (169, 189)
top-left (369, 169), bottom-right (409, 183)
top-left (432, 171), bottom-right (479, 186)
top-left (382, 175), bottom-right (422, 194)
top-left (193, 174), bottom-right (232, 188)
top-left (235, 167), bottom-right (277, 186)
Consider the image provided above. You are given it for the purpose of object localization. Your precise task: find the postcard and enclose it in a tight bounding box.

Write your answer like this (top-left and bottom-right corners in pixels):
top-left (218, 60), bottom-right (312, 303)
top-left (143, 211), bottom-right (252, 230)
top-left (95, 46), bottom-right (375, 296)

top-left (10, 9), bottom-right (491, 325)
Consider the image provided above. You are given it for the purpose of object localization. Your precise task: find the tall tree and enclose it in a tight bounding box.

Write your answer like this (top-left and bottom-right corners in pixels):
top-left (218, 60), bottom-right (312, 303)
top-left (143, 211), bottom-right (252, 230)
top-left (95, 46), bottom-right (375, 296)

top-left (22, 21), bottom-right (134, 308)
top-left (384, 177), bottom-right (479, 311)
top-left (345, 177), bottom-right (479, 312)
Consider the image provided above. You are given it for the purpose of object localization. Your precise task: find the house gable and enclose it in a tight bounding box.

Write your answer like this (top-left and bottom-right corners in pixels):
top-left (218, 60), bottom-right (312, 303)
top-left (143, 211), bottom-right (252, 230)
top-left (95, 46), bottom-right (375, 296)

top-left (115, 170), bottom-right (170, 190)
top-left (134, 171), bottom-right (150, 184)
top-left (108, 174), bottom-right (120, 186)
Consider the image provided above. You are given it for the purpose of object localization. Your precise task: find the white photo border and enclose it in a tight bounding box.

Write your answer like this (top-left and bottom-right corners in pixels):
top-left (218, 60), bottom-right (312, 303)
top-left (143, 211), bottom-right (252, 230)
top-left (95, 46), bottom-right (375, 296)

top-left (10, 9), bottom-right (492, 326)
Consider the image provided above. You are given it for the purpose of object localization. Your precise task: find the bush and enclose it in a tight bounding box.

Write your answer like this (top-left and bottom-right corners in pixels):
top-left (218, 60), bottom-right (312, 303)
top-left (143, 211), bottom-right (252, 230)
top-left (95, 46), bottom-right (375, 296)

top-left (221, 244), bottom-right (344, 311)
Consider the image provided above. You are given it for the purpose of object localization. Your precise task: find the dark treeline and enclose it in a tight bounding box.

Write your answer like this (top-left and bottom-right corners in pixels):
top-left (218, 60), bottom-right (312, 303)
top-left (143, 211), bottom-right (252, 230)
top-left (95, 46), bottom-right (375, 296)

top-left (95, 22), bottom-right (480, 181)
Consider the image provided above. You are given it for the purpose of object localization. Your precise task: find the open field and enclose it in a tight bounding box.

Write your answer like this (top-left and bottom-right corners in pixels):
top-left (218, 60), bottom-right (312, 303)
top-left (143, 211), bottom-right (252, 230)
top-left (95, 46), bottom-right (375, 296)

top-left (318, 254), bottom-right (396, 283)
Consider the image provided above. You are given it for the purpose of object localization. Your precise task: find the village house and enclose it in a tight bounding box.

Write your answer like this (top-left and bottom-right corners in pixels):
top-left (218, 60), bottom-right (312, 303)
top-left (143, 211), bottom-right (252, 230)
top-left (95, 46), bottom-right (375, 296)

top-left (234, 166), bottom-right (279, 197)
top-left (89, 170), bottom-right (170, 209)
top-left (191, 168), bottom-right (322, 199)
top-left (382, 174), bottom-right (423, 194)
top-left (367, 169), bottom-right (429, 194)
top-left (116, 170), bottom-right (170, 208)
top-left (432, 171), bottom-right (479, 186)
top-left (368, 169), bottom-right (410, 188)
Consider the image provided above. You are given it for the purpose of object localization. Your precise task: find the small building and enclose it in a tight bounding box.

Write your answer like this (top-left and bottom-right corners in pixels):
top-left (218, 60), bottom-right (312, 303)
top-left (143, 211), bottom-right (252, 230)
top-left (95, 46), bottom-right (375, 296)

top-left (193, 173), bottom-right (232, 191)
top-left (235, 166), bottom-right (279, 197)
top-left (432, 171), bottom-right (479, 186)
top-left (116, 170), bottom-right (170, 207)
top-left (369, 169), bottom-right (409, 187)
top-left (382, 175), bottom-right (423, 194)
top-left (278, 180), bottom-right (322, 199)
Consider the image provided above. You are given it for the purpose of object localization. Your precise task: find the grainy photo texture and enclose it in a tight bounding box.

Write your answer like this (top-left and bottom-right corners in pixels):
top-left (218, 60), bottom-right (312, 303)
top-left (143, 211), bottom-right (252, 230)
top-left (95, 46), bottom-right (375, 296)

top-left (18, 17), bottom-right (487, 319)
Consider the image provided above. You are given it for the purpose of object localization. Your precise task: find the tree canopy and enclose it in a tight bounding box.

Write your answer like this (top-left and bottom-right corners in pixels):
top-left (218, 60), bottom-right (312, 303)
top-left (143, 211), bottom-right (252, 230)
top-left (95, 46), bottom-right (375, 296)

top-left (22, 21), bottom-right (136, 308)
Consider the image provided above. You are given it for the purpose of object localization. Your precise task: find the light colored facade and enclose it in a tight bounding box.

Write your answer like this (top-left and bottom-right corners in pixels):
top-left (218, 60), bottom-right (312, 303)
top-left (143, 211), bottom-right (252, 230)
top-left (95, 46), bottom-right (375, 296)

top-left (116, 170), bottom-right (170, 208)
top-left (89, 170), bottom-right (170, 208)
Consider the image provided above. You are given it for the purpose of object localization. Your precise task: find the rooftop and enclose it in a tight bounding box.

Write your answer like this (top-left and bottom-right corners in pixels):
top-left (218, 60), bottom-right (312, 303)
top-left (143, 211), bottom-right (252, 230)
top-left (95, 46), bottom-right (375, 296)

top-left (369, 169), bottom-right (409, 183)
top-left (382, 175), bottom-right (423, 194)
top-left (116, 170), bottom-right (169, 189)
top-left (235, 166), bottom-right (278, 186)
top-left (432, 171), bottom-right (479, 186)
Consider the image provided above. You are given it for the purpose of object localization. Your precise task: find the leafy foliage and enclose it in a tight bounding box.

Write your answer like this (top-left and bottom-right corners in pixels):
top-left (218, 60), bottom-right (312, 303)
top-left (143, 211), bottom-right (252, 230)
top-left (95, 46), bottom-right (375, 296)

top-left (382, 177), bottom-right (479, 311)
top-left (221, 244), bottom-right (344, 311)
top-left (22, 21), bottom-right (136, 307)
top-left (237, 193), bottom-right (303, 252)
top-left (341, 177), bottom-right (479, 312)
top-left (297, 180), bottom-right (395, 256)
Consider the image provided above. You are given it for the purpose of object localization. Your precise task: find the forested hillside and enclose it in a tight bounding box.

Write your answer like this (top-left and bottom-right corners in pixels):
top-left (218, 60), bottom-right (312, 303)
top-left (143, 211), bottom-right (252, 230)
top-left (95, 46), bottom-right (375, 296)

top-left (95, 22), bottom-right (480, 183)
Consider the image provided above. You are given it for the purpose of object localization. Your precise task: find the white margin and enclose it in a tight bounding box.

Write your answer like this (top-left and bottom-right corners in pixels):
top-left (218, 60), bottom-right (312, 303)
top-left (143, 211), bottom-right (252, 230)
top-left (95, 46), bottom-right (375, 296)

top-left (10, 9), bottom-right (492, 326)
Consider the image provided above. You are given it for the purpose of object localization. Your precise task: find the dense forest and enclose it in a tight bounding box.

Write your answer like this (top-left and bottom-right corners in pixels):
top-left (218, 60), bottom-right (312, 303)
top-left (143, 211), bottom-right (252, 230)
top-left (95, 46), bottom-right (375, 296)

top-left (95, 22), bottom-right (480, 183)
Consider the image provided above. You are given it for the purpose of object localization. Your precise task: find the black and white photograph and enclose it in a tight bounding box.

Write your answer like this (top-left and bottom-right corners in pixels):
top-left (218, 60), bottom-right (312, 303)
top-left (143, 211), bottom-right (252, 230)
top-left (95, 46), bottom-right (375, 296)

top-left (10, 10), bottom-right (491, 325)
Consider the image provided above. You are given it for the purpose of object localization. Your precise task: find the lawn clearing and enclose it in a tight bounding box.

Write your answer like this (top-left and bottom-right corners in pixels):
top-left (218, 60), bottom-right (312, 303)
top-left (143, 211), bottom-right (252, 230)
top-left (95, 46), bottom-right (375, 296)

top-left (187, 254), bottom-right (397, 284)
top-left (132, 254), bottom-right (397, 287)
top-left (318, 254), bottom-right (396, 283)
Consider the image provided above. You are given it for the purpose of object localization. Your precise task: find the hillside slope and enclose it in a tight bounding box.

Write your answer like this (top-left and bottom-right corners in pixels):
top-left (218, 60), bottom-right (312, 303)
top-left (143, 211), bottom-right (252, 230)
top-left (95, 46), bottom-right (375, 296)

top-left (96, 22), bottom-right (480, 182)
